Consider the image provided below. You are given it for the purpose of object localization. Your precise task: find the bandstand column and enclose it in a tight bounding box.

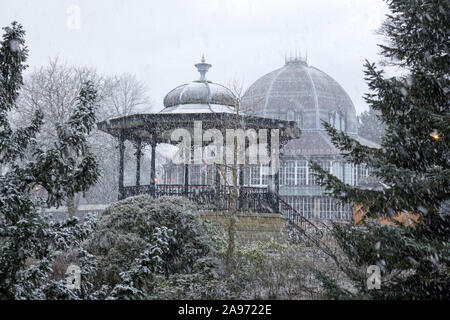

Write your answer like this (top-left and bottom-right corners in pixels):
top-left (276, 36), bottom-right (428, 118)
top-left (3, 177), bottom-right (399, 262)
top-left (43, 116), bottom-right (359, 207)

top-left (118, 130), bottom-right (125, 200)
top-left (135, 139), bottom-right (142, 187)
top-left (179, 144), bottom-right (190, 196)
top-left (150, 131), bottom-right (156, 196)
top-left (184, 163), bottom-right (189, 196)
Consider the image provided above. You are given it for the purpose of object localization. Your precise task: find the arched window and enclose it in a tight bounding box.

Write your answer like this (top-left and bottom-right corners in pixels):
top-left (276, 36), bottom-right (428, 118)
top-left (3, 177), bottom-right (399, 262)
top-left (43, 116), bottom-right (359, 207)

top-left (335, 112), bottom-right (341, 130)
top-left (329, 111), bottom-right (346, 132)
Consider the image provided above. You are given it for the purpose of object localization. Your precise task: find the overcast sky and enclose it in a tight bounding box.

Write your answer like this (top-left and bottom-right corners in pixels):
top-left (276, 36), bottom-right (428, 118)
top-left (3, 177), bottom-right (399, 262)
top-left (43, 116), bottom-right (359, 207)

top-left (1, 0), bottom-right (389, 114)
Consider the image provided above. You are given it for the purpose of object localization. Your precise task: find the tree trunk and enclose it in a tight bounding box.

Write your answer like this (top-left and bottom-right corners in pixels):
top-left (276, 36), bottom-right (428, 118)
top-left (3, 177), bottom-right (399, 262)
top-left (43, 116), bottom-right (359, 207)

top-left (67, 194), bottom-right (78, 218)
top-left (225, 103), bottom-right (240, 275)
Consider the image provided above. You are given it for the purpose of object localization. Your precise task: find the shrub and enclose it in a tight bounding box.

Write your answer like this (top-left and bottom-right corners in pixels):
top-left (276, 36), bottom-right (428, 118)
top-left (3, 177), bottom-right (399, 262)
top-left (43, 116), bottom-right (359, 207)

top-left (86, 195), bottom-right (217, 293)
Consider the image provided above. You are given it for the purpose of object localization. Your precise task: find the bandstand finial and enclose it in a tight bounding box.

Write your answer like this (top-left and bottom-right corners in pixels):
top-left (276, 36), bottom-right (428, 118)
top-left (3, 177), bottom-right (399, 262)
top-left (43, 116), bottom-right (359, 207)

top-left (195, 55), bottom-right (212, 81)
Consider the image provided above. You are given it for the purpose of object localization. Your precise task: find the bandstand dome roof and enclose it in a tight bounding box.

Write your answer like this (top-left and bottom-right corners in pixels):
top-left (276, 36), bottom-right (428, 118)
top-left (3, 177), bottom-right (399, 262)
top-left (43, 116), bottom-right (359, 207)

top-left (160, 56), bottom-right (236, 114)
top-left (97, 56), bottom-right (300, 147)
top-left (241, 57), bottom-right (358, 134)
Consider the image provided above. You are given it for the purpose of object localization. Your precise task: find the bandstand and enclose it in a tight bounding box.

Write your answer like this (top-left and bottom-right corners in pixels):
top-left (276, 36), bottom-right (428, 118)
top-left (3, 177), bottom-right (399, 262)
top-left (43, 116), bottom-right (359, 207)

top-left (97, 57), bottom-right (299, 211)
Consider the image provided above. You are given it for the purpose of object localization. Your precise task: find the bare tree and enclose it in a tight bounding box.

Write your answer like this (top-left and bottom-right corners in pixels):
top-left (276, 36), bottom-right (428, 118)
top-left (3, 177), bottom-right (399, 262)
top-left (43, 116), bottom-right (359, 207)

top-left (14, 57), bottom-right (102, 216)
top-left (14, 58), bottom-right (153, 214)
top-left (15, 57), bottom-right (101, 140)
top-left (88, 73), bottom-right (152, 204)
top-left (212, 78), bottom-right (260, 274)
top-left (100, 73), bottom-right (152, 119)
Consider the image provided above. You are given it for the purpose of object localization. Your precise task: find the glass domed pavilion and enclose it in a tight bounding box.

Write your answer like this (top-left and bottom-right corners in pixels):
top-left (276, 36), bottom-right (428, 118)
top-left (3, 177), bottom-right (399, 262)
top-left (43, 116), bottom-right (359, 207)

top-left (241, 56), bottom-right (378, 221)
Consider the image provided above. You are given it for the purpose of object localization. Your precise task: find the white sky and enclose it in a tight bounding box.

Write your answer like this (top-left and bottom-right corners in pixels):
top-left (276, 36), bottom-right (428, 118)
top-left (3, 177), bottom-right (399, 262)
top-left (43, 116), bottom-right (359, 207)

top-left (1, 0), bottom-right (389, 114)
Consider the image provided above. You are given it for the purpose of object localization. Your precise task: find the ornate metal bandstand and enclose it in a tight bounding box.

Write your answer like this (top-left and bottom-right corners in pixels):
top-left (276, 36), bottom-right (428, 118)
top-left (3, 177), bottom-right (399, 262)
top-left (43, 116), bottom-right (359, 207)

top-left (97, 58), bottom-right (298, 208)
top-left (97, 57), bottom-right (340, 241)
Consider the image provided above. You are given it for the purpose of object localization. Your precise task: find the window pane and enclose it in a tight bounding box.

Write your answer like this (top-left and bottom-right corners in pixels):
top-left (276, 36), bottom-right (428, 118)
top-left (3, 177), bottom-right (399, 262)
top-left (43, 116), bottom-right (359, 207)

top-left (285, 161), bottom-right (295, 185)
top-left (261, 164), bottom-right (269, 185)
top-left (251, 165), bottom-right (260, 185)
top-left (296, 161), bottom-right (307, 185)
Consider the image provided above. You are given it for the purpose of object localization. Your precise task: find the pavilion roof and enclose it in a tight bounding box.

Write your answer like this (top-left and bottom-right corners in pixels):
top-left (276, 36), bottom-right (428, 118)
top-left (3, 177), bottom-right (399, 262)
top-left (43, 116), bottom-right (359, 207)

top-left (96, 112), bottom-right (300, 144)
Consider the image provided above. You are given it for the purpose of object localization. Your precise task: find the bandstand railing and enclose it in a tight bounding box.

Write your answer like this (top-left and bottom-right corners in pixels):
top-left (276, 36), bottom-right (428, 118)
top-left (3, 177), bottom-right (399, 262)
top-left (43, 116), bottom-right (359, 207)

top-left (123, 184), bottom-right (272, 213)
top-left (123, 184), bottom-right (324, 242)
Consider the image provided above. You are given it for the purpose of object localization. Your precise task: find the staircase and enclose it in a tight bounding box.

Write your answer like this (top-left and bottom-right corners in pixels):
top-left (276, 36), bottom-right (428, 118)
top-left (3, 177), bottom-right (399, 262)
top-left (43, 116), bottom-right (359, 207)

top-left (272, 193), bottom-right (324, 244)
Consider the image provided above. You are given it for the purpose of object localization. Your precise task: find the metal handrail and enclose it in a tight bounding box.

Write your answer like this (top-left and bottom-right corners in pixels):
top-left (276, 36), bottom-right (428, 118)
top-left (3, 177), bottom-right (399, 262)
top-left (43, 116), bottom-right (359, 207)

top-left (273, 192), bottom-right (324, 241)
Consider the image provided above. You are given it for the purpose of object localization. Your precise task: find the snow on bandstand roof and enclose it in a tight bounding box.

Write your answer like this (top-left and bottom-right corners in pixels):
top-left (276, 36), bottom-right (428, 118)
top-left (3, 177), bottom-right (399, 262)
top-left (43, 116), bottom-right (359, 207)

top-left (160, 55), bottom-right (237, 114)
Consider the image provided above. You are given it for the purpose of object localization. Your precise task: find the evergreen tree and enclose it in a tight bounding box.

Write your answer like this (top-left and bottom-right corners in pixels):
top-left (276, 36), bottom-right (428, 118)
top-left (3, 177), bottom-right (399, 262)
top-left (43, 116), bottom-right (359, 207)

top-left (0, 22), bottom-right (100, 299)
top-left (312, 0), bottom-right (449, 299)
top-left (357, 108), bottom-right (385, 145)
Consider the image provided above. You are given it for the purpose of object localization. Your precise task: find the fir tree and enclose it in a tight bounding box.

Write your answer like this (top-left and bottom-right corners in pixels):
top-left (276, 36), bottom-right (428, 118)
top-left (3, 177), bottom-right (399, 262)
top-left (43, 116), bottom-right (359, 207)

top-left (312, 0), bottom-right (449, 299)
top-left (357, 108), bottom-right (385, 145)
top-left (0, 22), bottom-right (100, 299)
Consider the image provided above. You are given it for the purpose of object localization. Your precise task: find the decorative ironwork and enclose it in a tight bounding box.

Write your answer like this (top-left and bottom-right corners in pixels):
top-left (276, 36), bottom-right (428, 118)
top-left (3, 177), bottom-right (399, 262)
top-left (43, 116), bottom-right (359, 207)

top-left (274, 193), bottom-right (324, 242)
top-left (123, 184), bottom-right (273, 213)
top-left (122, 184), bottom-right (323, 242)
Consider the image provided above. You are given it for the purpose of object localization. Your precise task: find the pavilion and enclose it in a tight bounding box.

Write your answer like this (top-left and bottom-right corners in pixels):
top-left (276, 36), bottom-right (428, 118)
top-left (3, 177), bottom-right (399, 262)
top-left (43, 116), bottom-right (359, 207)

top-left (97, 57), bottom-right (300, 212)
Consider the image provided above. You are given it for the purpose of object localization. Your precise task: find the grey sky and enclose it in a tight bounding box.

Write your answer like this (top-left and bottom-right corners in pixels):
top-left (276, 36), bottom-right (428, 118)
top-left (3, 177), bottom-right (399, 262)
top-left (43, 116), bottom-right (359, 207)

top-left (1, 0), bottom-right (389, 114)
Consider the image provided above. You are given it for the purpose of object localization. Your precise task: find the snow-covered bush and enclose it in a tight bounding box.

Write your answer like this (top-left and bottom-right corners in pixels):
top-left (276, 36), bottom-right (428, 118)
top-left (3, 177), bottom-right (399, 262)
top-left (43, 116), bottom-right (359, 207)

top-left (151, 221), bottom-right (352, 300)
top-left (86, 195), bottom-right (217, 294)
top-left (225, 241), bottom-right (346, 299)
top-left (151, 257), bottom-right (232, 299)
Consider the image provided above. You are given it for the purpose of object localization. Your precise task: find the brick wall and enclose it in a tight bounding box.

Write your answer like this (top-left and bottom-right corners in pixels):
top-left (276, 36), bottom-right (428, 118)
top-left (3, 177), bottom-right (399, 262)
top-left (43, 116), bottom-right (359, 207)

top-left (200, 211), bottom-right (288, 244)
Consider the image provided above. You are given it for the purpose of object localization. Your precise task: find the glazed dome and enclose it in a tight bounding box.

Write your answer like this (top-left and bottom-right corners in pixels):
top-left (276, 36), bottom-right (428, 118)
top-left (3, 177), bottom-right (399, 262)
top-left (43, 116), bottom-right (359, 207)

top-left (160, 56), bottom-right (236, 114)
top-left (241, 57), bottom-right (358, 134)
